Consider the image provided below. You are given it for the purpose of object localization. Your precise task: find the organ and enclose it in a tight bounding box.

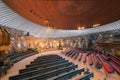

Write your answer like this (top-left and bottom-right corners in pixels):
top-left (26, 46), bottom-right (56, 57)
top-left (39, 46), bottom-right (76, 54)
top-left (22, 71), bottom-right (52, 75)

top-left (0, 26), bottom-right (10, 51)
top-left (0, 26), bottom-right (10, 68)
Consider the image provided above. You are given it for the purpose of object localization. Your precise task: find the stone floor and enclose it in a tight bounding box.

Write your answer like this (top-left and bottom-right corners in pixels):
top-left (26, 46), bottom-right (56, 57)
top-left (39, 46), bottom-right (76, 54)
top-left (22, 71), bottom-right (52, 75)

top-left (0, 50), bottom-right (120, 80)
top-left (58, 52), bottom-right (120, 80)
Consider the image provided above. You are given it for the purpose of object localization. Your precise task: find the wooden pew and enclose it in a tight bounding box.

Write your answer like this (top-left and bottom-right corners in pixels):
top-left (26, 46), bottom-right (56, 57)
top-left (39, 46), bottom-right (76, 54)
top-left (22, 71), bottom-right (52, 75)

top-left (93, 54), bottom-right (102, 69)
top-left (23, 65), bottom-right (78, 80)
top-left (33, 56), bottom-right (63, 62)
top-left (71, 52), bottom-right (76, 58)
top-left (88, 54), bottom-right (93, 65)
top-left (31, 58), bottom-right (65, 65)
top-left (101, 54), bottom-right (110, 61)
top-left (110, 55), bottom-right (120, 61)
top-left (78, 72), bottom-right (94, 80)
top-left (37, 55), bottom-right (60, 59)
top-left (78, 53), bottom-right (83, 61)
top-left (65, 50), bottom-right (73, 56)
top-left (27, 59), bottom-right (66, 67)
top-left (26, 59), bottom-right (68, 68)
top-left (83, 53), bottom-right (87, 63)
top-left (67, 51), bottom-right (74, 57)
top-left (109, 60), bottom-right (120, 74)
top-left (53, 68), bottom-right (84, 80)
top-left (9, 62), bottom-right (73, 80)
top-left (97, 54), bottom-right (114, 73)
top-left (110, 56), bottom-right (120, 66)
top-left (19, 60), bottom-right (68, 74)
top-left (74, 52), bottom-right (79, 59)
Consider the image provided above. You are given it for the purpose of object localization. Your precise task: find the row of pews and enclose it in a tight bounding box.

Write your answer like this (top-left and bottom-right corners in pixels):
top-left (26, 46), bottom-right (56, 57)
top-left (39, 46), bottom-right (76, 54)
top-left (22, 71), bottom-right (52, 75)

top-left (0, 26), bottom-right (39, 77)
top-left (9, 54), bottom-right (93, 80)
top-left (63, 49), bottom-right (120, 74)
top-left (0, 49), bottom-right (38, 77)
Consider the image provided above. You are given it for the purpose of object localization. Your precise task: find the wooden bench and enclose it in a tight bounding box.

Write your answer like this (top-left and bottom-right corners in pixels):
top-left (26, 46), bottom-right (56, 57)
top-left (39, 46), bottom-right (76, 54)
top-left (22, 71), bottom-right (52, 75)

top-left (54, 68), bottom-right (84, 80)
top-left (35, 56), bottom-right (62, 61)
top-left (19, 60), bottom-right (68, 74)
top-left (30, 58), bottom-right (64, 65)
top-left (78, 72), bottom-right (94, 80)
top-left (74, 52), bottom-right (79, 59)
top-left (24, 65), bottom-right (78, 80)
top-left (26, 60), bottom-right (68, 68)
top-left (78, 53), bottom-right (83, 61)
top-left (109, 60), bottom-right (120, 74)
top-left (110, 56), bottom-right (120, 66)
top-left (97, 54), bottom-right (114, 73)
top-left (88, 54), bottom-right (93, 65)
top-left (83, 54), bottom-right (87, 63)
top-left (9, 62), bottom-right (73, 80)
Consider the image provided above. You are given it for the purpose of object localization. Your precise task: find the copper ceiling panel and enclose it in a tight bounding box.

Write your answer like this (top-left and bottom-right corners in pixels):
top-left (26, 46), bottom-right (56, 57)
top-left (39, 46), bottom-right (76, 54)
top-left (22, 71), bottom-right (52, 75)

top-left (3, 0), bottom-right (120, 30)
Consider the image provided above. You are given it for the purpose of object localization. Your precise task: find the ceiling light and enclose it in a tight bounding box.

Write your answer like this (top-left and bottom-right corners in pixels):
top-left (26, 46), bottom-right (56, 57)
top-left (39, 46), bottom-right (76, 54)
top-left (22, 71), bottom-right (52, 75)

top-left (93, 24), bottom-right (100, 27)
top-left (78, 27), bottom-right (81, 30)
top-left (81, 27), bottom-right (85, 29)
top-left (77, 25), bottom-right (85, 30)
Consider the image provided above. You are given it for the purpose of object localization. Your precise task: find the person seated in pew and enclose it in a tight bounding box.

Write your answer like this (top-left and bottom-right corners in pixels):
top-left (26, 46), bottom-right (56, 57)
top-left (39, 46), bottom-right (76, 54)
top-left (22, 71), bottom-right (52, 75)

top-left (95, 62), bottom-right (102, 69)
top-left (84, 68), bottom-right (90, 74)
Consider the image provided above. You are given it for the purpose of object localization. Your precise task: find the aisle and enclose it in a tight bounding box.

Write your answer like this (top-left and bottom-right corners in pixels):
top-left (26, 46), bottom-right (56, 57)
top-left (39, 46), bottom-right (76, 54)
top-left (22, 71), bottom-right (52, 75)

top-left (0, 50), bottom-right (62, 80)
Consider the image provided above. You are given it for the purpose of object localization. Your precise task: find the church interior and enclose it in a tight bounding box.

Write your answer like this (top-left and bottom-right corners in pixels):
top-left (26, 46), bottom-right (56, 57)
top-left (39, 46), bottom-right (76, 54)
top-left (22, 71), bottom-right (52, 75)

top-left (0, 0), bottom-right (120, 80)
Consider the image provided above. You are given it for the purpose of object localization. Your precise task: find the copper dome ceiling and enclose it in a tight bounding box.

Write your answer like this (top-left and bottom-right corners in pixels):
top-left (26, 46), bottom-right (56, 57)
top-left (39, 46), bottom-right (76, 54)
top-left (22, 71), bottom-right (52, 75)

top-left (3, 0), bottom-right (120, 30)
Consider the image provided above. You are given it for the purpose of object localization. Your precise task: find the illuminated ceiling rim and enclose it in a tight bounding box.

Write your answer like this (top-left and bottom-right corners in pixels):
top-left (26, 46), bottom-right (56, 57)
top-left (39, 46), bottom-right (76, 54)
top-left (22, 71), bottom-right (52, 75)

top-left (0, 0), bottom-right (120, 38)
